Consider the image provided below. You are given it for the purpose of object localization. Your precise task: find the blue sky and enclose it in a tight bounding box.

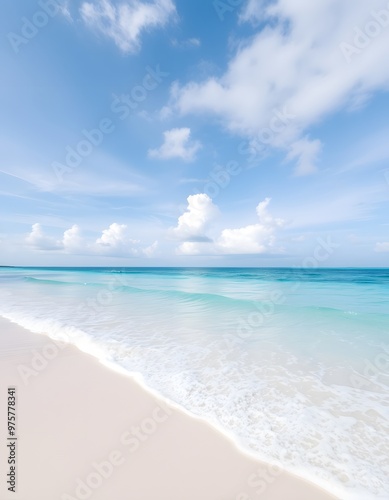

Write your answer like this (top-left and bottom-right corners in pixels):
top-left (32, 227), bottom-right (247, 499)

top-left (1, 0), bottom-right (389, 266)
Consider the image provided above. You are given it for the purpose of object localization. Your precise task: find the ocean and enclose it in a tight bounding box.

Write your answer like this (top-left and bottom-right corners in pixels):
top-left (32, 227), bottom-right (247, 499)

top-left (0, 267), bottom-right (388, 499)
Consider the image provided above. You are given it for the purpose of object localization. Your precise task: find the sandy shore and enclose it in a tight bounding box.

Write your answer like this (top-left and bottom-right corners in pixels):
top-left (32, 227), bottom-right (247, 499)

top-left (0, 317), bottom-right (338, 500)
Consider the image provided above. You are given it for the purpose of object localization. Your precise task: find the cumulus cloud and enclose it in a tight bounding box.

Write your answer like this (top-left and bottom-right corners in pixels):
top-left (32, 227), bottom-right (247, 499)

top-left (80, 0), bottom-right (176, 53)
top-left (148, 128), bottom-right (201, 161)
top-left (26, 224), bottom-right (62, 251)
top-left (171, 0), bottom-right (389, 174)
top-left (94, 223), bottom-right (158, 256)
top-left (375, 242), bottom-right (389, 252)
top-left (173, 196), bottom-right (285, 255)
top-left (169, 194), bottom-right (219, 241)
top-left (216, 198), bottom-right (285, 254)
top-left (176, 241), bottom-right (207, 255)
top-left (27, 224), bottom-right (84, 252)
top-left (95, 223), bottom-right (139, 252)
top-left (63, 225), bottom-right (83, 252)
top-left (26, 223), bottom-right (157, 258)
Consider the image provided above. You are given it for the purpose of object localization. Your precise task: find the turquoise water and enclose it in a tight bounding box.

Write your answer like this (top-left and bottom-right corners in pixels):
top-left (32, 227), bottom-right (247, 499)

top-left (1, 267), bottom-right (388, 499)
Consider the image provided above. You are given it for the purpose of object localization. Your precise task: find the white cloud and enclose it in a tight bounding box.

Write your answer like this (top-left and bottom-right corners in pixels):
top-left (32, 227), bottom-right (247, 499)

top-left (175, 197), bottom-right (285, 255)
top-left (58, 0), bottom-right (73, 21)
top-left (26, 223), bottom-right (156, 258)
top-left (63, 225), bottom-right (83, 251)
top-left (26, 224), bottom-right (62, 251)
top-left (286, 137), bottom-right (322, 176)
top-left (143, 240), bottom-right (159, 257)
top-left (94, 223), bottom-right (157, 256)
top-left (95, 223), bottom-right (139, 251)
top-left (186, 37), bottom-right (201, 47)
top-left (176, 241), bottom-right (209, 255)
top-left (375, 242), bottom-right (389, 252)
top-left (94, 223), bottom-right (155, 257)
top-left (159, 106), bottom-right (173, 121)
top-left (94, 223), bottom-right (158, 256)
top-left (216, 198), bottom-right (285, 255)
top-left (26, 223), bottom-right (86, 253)
top-left (171, 0), bottom-right (389, 174)
top-left (148, 128), bottom-right (201, 161)
top-left (170, 194), bottom-right (219, 241)
top-left (80, 0), bottom-right (176, 53)
top-left (171, 37), bottom-right (201, 48)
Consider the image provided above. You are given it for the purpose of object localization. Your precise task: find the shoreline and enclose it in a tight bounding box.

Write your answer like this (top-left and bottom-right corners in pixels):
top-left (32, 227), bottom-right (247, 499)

top-left (0, 315), bottom-right (340, 499)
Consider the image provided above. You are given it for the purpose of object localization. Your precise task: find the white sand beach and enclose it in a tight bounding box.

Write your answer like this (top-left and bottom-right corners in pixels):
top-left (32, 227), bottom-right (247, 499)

top-left (0, 317), bottom-right (338, 500)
